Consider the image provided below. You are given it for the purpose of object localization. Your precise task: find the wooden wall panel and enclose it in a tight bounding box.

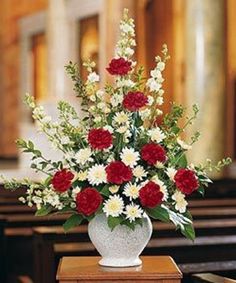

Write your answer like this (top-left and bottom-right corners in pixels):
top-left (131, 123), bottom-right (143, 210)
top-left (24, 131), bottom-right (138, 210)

top-left (0, 0), bottom-right (48, 158)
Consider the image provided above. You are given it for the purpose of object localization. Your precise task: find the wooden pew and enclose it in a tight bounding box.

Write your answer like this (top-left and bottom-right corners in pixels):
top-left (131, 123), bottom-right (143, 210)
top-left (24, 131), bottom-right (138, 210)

top-left (191, 273), bottom-right (236, 283)
top-left (31, 216), bottom-right (236, 283)
top-left (3, 213), bottom-right (70, 283)
top-left (0, 216), bottom-right (6, 283)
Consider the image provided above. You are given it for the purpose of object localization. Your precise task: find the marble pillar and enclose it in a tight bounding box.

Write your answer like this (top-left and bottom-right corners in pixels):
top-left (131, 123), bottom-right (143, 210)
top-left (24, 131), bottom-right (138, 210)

top-left (47, 0), bottom-right (70, 101)
top-left (185, 0), bottom-right (225, 177)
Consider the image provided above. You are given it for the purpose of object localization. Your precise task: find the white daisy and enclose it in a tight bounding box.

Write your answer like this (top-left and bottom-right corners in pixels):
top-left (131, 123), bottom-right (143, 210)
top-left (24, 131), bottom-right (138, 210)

top-left (77, 170), bottom-right (88, 181)
top-left (123, 183), bottom-right (140, 200)
top-left (109, 185), bottom-right (120, 194)
top-left (152, 176), bottom-right (168, 201)
top-left (114, 112), bottom-right (129, 124)
top-left (133, 165), bottom-right (147, 181)
top-left (177, 138), bottom-right (192, 150)
top-left (166, 167), bottom-right (177, 181)
top-left (116, 126), bottom-right (128, 134)
top-left (148, 127), bottom-right (166, 143)
top-left (75, 148), bottom-right (92, 165)
top-left (87, 164), bottom-right (107, 186)
top-left (172, 191), bottom-right (187, 213)
top-left (87, 72), bottom-right (99, 83)
top-left (120, 147), bottom-right (139, 168)
top-left (124, 203), bottom-right (143, 222)
top-left (103, 195), bottom-right (124, 217)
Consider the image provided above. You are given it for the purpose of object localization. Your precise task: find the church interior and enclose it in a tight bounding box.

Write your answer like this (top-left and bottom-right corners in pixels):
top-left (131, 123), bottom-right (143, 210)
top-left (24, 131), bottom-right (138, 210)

top-left (1, 0), bottom-right (236, 282)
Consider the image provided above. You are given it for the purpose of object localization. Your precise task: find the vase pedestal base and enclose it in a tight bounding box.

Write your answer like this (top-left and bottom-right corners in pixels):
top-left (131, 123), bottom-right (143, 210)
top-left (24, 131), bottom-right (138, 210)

top-left (98, 257), bottom-right (142, 267)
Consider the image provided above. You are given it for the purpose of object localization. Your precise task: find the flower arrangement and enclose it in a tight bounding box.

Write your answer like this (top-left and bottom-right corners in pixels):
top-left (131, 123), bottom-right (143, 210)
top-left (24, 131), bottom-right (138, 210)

top-left (1, 9), bottom-right (231, 240)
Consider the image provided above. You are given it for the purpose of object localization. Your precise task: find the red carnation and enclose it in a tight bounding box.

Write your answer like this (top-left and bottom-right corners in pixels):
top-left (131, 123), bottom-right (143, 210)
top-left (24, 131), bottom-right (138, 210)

top-left (106, 57), bottom-right (132, 76)
top-left (76, 187), bottom-right (103, 216)
top-left (139, 181), bottom-right (163, 208)
top-left (52, 169), bottom-right (74, 192)
top-left (106, 161), bottom-right (133, 185)
top-left (123, 91), bottom-right (148, 112)
top-left (174, 168), bottom-right (199, 195)
top-left (88, 128), bottom-right (113, 150)
top-left (141, 143), bottom-right (167, 166)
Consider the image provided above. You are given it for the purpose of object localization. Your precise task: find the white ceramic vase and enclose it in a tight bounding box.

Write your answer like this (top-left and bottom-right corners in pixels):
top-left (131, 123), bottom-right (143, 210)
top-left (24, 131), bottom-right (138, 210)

top-left (88, 213), bottom-right (153, 267)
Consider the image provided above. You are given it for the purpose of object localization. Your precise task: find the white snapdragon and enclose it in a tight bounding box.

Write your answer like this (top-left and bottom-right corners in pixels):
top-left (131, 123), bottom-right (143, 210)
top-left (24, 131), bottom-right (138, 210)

top-left (139, 109), bottom-right (151, 120)
top-left (87, 72), bottom-right (99, 83)
top-left (110, 94), bottom-right (123, 107)
top-left (147, 95), bottom-right (154, 106)
top-left (116, 78), bottom-right (135, 88)
top-left (172, 191), bottom-right (188, 213)
top-left (146, 79), bottom-right (161, 92)
top-left (43, 188), bottom-right (64, 210)
top-left (148, 127), bottom-right (166, 143)
top-left (61, 136), bottom-right (71, 145)
top-left (71, 187), bottom-right (81, 201)
top-left (120, 22), bottom-right (135, 36)
top-left (177, 138), bottom-right (192, 150)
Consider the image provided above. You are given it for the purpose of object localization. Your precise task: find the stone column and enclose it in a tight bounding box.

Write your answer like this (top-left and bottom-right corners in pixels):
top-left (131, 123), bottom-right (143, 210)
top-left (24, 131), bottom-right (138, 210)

top-left (47, 0), bottom-right (70, 101)
top-left (185, 0), bottom-right (225, 176)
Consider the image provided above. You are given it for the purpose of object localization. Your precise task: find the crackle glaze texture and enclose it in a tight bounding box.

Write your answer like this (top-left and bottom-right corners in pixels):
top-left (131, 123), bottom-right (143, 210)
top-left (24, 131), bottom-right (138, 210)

top-left (88, 213), bottom-right (153, 267)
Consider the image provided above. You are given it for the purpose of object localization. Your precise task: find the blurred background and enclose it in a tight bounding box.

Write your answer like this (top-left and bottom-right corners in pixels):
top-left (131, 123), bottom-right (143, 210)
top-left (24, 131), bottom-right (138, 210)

top-left (0, 0), bottom-right (235, 179)
top-left (1, 1), bottom-right (236, 283)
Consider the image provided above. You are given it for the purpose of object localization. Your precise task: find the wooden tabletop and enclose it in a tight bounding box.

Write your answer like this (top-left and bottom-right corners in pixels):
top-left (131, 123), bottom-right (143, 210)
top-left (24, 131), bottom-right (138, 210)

top-left (57, 256), bottom-right (182, 282)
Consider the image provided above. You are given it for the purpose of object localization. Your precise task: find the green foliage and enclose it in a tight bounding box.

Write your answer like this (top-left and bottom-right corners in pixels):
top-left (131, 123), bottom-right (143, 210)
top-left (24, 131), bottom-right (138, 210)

top-left (100, 185), bottom-right (110, 197)
top-left (65, 62), bottom-right (86, 98)
top-left (108, 216), bottom-right (123, 231)
top-left (180, 223), bottom-right (195, 241)
top-left (146, 206), bottom-right (170, 223)
top-left (63, 214), bottom-right (84, 232)
top-left (35, 205), bottom-right (53, 216)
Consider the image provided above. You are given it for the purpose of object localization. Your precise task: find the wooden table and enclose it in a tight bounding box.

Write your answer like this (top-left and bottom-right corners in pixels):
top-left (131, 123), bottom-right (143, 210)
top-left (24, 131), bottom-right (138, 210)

top-left (56, 256), bottom-right (182, 283)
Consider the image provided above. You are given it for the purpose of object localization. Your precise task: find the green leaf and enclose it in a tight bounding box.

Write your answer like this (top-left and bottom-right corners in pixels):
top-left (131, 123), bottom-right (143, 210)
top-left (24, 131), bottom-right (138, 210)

top-left (198, 186), bottom-right (205, 196)
top-left (183, 210), bottom-right (193, 221)
top-left (35, 205), bottom-right (53, 216)
top-left (146, 206), bottom-right (170, 223)
top-left (100, 185), bottom-right (110, 197)
top-left (28, 140), bottom-right (34, 150)
top-left (63, 214), bottom-right (84, 232)
top-left (172, 126), bottom-right (180, 134)
top-left (107, 216), bottom-right (123, 231)
top-left (180, 223), bottom-right (195, 241)
top-left (44, 176), bottom-right (52, 186)
top-left (135, 218), bottom-right (143, 227)
top-left (121, 219), bottom-right (135, 230)
top-left (178, 154), bottom-right (187, 167)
